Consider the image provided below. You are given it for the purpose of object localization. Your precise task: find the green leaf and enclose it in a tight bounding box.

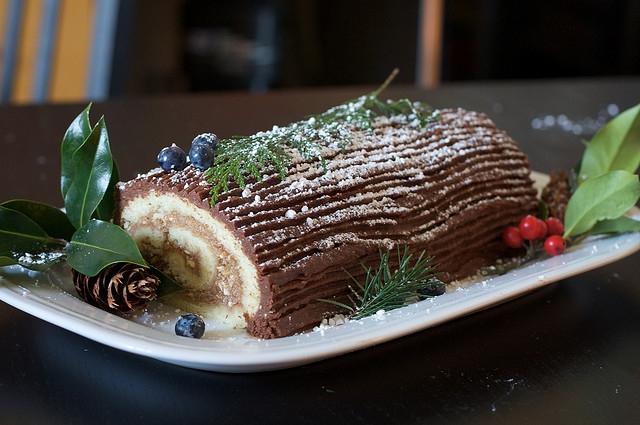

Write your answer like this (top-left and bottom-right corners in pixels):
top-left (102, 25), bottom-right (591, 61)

top-left (0, 256), bottom-right (18, 267)
top-left (0, 206), bottom-right (65, 254)
top-left (61, 104), bottom-right (92, 198)
top-left (578, 104), bottom-right (640, 183)
top-left (588, 216), bottom-right (640, 235)
top-left (1, 199), bottom-right (74, 240)
top-left (64, 117), bottom-right (113, 229)
top-left (94, 159), bottom-right (119, 221)
top-left (65, 219), bottom-right (146, 277)
top-left (564, 170), bottom-right (640, 238)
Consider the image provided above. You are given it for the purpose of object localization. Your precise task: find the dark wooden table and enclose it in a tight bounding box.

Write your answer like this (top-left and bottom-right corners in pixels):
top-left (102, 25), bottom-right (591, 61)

top-left (1, 79), bottom-right (639, 425)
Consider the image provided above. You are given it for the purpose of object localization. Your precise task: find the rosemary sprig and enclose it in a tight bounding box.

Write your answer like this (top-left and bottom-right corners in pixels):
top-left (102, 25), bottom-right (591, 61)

top-left (204, 69), bottom-right (437, 204)
top-left (320, 246), bottom-right (440, 319)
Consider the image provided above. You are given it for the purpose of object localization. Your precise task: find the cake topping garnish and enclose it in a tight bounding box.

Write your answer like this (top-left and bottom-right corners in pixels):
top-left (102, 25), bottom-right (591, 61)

top-left (417, 277), bottom-right (447, 299)
top-left (519, 215), bottom-right (547, 241)
top-left (543, 235), bottom-right (566, 256)
top-left (499, 99), bottom-right (640, 270)
top-left (1, 106), bottom-right (181, 314)
top-left (72, 263), bottom-right (160, 313)
top-left (192, 133), bottom-right (219, 149)
top-left (189, 133), bottom-right (218, 171)
top-left (175, 313), bottom-right (206, 339)
top-left (319, 247), bottom-right (441, 320)
top-left (558, 103), bottom-right (640, 238)
top-left (157, 143), bottom-right (187, 172)
top-left (203, 69), bottom-right (438, 204)
top-left (501, 226), bottom-right (523, 249)
top-left (502, 212), bottom-right (568, 259)
top-left (545, 217), bottom-right (564, 236)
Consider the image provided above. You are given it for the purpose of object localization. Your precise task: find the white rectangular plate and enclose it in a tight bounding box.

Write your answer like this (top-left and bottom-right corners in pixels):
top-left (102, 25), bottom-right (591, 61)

top-left (1, 173), bottom-right (639, 372)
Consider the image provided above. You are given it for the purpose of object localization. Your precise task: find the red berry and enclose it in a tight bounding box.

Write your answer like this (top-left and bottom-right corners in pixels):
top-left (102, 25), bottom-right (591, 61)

top-left (545, 217), bottom-right (564, 236)
top-left (544, 235), bottom-right (566, 256)
top-left (502, 226), bottom-right (523, 248)
top-left (519, 215), bottom-right (545, 240)
top-left (537, 219), bottom-right (548, 239)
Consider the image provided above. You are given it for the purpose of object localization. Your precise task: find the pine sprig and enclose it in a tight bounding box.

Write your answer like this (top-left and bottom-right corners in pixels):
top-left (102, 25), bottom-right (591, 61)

top-left (204, 69), bottom-right (437, 204)
top-left (320, 246), bottom-right (440, 319)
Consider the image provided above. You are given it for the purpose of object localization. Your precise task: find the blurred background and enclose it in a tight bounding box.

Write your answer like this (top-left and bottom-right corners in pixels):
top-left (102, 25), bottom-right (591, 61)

top-left (1, 0), bottom-right (639, 104)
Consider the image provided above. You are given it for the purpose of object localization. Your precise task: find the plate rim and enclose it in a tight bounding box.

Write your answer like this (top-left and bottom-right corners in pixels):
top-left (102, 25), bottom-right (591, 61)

top-left (2, 227), bottom-right (639, 371)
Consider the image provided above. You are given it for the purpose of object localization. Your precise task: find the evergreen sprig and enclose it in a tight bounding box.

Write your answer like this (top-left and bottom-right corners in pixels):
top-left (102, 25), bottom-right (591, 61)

top-left (204, 69), bottom-right (437, 204)
top-left (320, 247), bottom-right (440, 319)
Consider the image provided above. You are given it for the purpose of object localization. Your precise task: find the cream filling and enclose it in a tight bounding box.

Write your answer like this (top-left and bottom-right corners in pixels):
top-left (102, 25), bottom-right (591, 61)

top-left (119, 191), bottom-right (260, 328)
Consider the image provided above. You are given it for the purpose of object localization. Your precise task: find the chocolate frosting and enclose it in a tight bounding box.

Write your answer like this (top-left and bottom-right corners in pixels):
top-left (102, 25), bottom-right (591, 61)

top-left (116, 108), bottom-right (538, 338)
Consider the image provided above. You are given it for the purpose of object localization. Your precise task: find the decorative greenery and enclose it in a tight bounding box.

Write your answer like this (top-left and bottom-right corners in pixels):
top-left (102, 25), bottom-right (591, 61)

top-left (58, 109), bottom-right (153, 279)
top-left (589, 216), bottom-right (640, 234)
top-left (320, 247), bottom-right (439, 319)
top-left (0, 105), bottom-right (180, 305)
top-left (0, 206), bottom-right (66, 265)
top-left (63, 117), bottom-right (114, 229)
top-left (94, 160), bottom-right (119, 221)
top-left (65, 219), bottom-right (147, 277)
top-left (1, 199), bottom-right (75, 240)
top-left (578, 103), bottom-right (640, 184)
top-left (0, 257), bottom-right (16, 267)
top-left (204, 69), bottom-right (437, 204)
top-left (564, 170), bottom-right (640, 238)
top-left (61, 104), bottom-right (92, 198)
top-left (563, 103), bottom-right (640, 239)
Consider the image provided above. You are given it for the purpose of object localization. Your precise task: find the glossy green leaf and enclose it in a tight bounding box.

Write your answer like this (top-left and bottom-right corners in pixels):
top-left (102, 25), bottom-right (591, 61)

top-left (94, 159), bottom-right (119, 221)
top-left (66, 219), bottom-right (146, 277)
top-left (64, 117), bottom-right (113, 229)
top-left (0, 206), bottom-right (64, 255)
top-left (564, 170), bottom-right (640, 238)
top-left (1, 199), bottom-right (74, 240)
top-left (588, 216), bottom-right (640, 235)
top-left (578, 104), bottom-right (640, 183)
top-left (61, 104), bottom-right (92, 198)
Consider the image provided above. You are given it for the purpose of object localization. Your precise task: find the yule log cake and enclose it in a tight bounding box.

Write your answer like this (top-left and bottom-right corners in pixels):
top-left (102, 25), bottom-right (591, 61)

top-left (115, 107), bottom-right (537, 339)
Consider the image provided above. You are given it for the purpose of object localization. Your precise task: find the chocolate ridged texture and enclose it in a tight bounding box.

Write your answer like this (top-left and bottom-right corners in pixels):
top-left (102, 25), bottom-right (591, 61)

top-left (116, 108), bottom-right (538, 338)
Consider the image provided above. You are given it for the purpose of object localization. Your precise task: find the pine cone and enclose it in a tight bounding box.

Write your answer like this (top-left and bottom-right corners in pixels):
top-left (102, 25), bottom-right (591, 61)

top-left (541, 170), bottom-right (571, 221)
top-left (72, 263), bottom-right (160, 313)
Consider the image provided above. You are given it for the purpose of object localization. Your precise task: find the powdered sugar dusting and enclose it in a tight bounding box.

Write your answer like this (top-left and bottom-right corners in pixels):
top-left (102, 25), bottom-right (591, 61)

top-left (122, 108), bottom-right (536, 284)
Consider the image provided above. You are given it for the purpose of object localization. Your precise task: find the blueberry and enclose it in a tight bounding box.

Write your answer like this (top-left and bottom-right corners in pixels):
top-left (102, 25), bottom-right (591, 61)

top-left (418, 278), bottom-right (446, 300)
top-left (192, 133), bottom-right (218, 149)
top-left (157, 144), bottom-right (187, 172)
top-left (189, 139), bottom-right (216, 171)
top-left (175, 313), bottom-right (206, 338)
